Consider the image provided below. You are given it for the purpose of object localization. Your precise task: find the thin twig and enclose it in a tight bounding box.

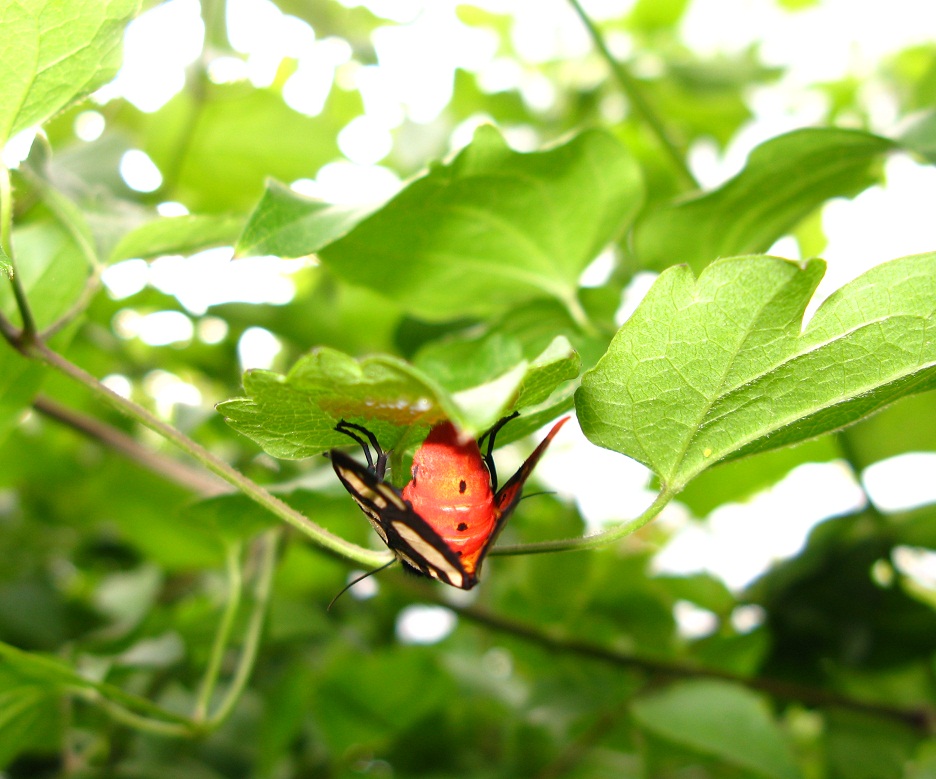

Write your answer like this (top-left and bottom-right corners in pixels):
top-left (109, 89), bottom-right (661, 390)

top-left (33, 395), bottom-right (229, 497)
top-left (566, 0), bottom-right (697, 188)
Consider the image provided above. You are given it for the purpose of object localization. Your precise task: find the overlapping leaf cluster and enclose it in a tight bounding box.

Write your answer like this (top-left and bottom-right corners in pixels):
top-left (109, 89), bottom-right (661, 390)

top-left (2, 1), bottom-right (936, 777)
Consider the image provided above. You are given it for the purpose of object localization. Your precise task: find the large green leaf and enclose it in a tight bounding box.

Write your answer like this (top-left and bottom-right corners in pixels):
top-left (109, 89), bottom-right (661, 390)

top-left (218, 340), bottom-right (578, 459)
top-left (576, 253), bottom-right (936, 489)
top-left (632, 680), bottom-right (800, 779)
top-left (633, 128), bottom-right (895, 271)
top-left (0, 0), bottom-right (139, 145)
top-left (317, 125), bottom-right (643, 320)
top-left (135, 81), bottom-right (361, 213)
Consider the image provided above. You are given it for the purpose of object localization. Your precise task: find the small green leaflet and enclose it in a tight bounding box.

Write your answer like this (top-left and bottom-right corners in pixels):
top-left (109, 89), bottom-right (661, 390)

top-left (219, 340), bottom-right (579, 460)
top-left (576, 253), bottom-right (936, 490)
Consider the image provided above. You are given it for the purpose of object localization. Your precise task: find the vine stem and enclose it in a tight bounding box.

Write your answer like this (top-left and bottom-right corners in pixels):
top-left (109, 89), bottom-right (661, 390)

top-left (23, 339), bottom-right (388, 570)
top-left (205, 529), bottom-right (279, 729)
top-left (1, 165), bottom-right (38, 336)
top-left (565, 0), bottom-right (697, 189)
top-left (194, 541), bottom-right (244, 721)
top-left (492, 487), bottom-right (674, 557)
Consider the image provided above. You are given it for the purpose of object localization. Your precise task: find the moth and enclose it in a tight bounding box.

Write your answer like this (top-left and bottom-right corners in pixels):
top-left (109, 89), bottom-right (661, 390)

top-left (330, 414), bottom-right (568, 591)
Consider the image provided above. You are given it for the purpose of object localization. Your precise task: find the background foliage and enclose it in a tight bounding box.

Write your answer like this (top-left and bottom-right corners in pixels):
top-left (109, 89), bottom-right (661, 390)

top-left (1, 0), bottom-right (936, 777)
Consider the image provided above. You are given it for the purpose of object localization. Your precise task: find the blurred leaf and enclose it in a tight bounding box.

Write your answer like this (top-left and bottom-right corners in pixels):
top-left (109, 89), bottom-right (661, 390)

top-left (749, 512), bottom-right (936, 674)
top-left (313, 648), bottom-right (455, 752)
top-left (843, 391), bottom-right (936, 471)
top-left (319, 125), bottom-right (643, 320)
top-left (235, 179), bottom-right (381, 258)
top-left (0, 0), bottom-right (139, 144)
top-left (219, 340), bottom-right (578, 458)
top-left (0, 356), bottom-right (45, 448)
top-left (110, 214), bottom-right (244, 262)
top-left (1, 221), bottom-right (92, 329)
top-left (577, 253), bottom-right (936, 488)
top-left (655, 573), bottom-right (735, 616)
top-left (825, 710), bottom-right (921, 779)
top-left (181, 491), bottom-right (279, 548)
top-left (899, 109), bottom-right (936, 164)
top-left (632, 680), bottom-right (800, 779)
top-left (628, 0), bottom-right (692, 31)
top-left (0, 669), bottom-right (60, 769)
top-left (676, 436), bottom-right (839, 517)
top-left (0, 217), bottom-right (90, 445)
top-left (633, 128), bottom-right (895, 271)
top-left (136, 80), bottom-right (362, 212)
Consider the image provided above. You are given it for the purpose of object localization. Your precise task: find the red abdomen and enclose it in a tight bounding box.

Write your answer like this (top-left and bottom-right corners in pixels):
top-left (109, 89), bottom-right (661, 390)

top-left (401, 422), bottom-right (496, 563)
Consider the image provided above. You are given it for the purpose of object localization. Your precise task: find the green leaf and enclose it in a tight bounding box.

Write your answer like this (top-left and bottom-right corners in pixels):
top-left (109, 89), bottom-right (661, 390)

top-left (0, 670), bottom-right (60, 768)
top-left (1, 221), bottom-right (92, 330)
top-left (318, 125), bottom-right (643, 320)
top-left (0, 0), bottom-right (139, 145)
top-left (0, 357), bottom-right (46, 449)
top-left (0, 218), bottom-right (91, 446)
top-left (576, 253), bottom-right (936, 489)
top-left (632, 680), bottom-right (800, 779)
top-left (219, 341), bottom-right (578, 459)
top-left (899, 109), bottom-right (936, 164)
top-left (825, 711), bottom-right (919, 779)
top-left (633, 128), bottom-right (895, 271)
top-left (181, 491), bottom-right (280, 548)
top-left (109, 213), bottom-right (244, 262)
top-left (235, 179), bottom-right (380, 258)
top-left (134, 81), bottom-right (361, 213)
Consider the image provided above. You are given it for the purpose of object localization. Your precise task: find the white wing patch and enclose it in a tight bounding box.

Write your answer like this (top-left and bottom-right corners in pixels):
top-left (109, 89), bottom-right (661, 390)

top-left (392, 521), bottom-right (464, 589)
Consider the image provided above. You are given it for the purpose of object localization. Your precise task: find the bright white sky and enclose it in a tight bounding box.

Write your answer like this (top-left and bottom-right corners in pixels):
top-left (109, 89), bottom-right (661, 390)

top-left (21, 0), bottom-right (936, 637)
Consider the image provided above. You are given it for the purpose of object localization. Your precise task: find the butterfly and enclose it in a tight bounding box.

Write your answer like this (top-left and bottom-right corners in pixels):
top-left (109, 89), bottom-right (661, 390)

top-left (330, 413), bottom-right (568, 592)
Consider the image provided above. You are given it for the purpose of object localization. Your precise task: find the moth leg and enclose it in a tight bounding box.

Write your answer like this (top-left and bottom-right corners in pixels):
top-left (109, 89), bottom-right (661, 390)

top-left (335, 420), bottom-right (389, 480)
top-left (477, 411), bottom-right (519, 492)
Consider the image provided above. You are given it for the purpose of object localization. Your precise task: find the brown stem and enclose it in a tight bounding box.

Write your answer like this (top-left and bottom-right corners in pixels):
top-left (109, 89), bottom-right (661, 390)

top-left (33, 395), bottom-right (229, 497)
top-left (400, 581), bottom-right (935, 734)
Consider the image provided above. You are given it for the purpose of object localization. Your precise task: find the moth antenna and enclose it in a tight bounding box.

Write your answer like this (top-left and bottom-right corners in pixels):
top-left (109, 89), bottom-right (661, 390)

top-left (327, 559), bottom-right (396, 611)
top-left (518, 490), bottom-right (556, 502)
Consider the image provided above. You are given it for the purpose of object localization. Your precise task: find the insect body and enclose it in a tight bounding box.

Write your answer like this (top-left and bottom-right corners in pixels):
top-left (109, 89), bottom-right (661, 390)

top-left (330, 414), bottom-right (568, 590)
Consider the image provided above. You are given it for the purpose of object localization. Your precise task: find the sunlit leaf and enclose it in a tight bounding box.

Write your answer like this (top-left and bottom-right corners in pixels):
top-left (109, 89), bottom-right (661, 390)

top-left (110, 214), bottom-right (244, 262)
top-left (633, 128), bottom-right (895, 271)
top-left (0, 0), bottom-right (139, 145)
top-left (135, 82), bottom-right (362, 212)
top-left (235, 179), bottom-right (381, 258)
top-left (577, 253), bottom-right (936, 488)
top-left (318, 125), bottom-right (643, 320)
